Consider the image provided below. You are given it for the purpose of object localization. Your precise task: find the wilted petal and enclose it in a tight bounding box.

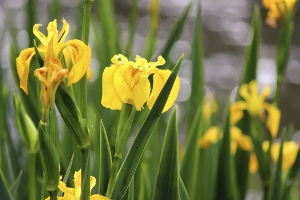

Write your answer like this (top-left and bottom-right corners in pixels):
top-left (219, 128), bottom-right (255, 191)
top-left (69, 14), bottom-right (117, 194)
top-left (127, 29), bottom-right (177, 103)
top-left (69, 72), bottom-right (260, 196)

top-left (65, 39), bottom-right (91, 86)
top-left (16, 48), bottom-right (36, 94)
top-left (147, 69), bottom-right (180, 113)
top-left (113, 64), bottom-right (150, 111)
top-left (101, 65), bottom-right (123, 110)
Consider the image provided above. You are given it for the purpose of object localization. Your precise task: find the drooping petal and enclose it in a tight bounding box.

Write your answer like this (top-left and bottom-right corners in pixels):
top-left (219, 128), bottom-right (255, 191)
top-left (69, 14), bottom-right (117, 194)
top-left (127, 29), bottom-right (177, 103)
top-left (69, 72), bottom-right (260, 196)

top-left (147, 69), bottom-right (180, 113)
top-left (101, 65), bottom-right (123, 110)
top-left (264, 103), bottom-right (281, 138)
top-left (16, 48), bottom-right (36, 94)
top-left (113, 64), bottom-right (150, 111)
top-left (65, 39), bottom-right (91, 86)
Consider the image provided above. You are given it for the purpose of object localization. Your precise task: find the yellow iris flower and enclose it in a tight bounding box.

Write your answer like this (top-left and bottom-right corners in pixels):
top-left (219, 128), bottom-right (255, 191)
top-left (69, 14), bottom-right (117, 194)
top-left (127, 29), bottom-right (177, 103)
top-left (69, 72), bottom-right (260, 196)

top-left (249, 141), bottom-right (299, 173)
top-left (263, 0), bottom-right (297, 28)
top-left (16, 19), bottom-right (91, 95)
top-left (45, 169), bottom-right (109, 200)
top-left (101, 54), bottom-right (180, 112)
top-left (232, 80), bottom-right (281, 138)
top-left (198, 126), bottom-right (253, 154)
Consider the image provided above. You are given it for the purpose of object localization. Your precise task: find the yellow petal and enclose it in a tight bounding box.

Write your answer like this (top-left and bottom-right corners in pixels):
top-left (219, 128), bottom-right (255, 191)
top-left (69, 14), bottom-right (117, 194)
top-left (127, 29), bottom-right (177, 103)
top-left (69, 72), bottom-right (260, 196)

top-left (270, 141), bottom-right (299, 171)
top-left (236, 134), bottom-right (253, 152)
top-left (58, 181), bottom-right (75, 195)
top-left (16, 48), bottom-right (36, 94)
top-left (198, 126), bottom-right (221, 149)
top-left (147, 69), bottom-right (180, 113)
top-left (33, 24), bottom-right (48, 47)
top-left (90, 194), bottom-right (110, 200)
top-left (230, 102), bottom-right (246, 124)
top-left (47, 19), bottom-right (59, 44)
top-left (264, 103), bottom-right (281, 138)
top-left (249, 153), bottom-right (259, 174)
top-left (101, 65), bottom-right (123, 110)
top-left (65, 39), bottom-right (91, 86)
top-left (57, 19), bottom-right (70, 46)
top-left (113, 64), bottom-right (150, 111)
top-left (74, 169), bottom-right (81, 190)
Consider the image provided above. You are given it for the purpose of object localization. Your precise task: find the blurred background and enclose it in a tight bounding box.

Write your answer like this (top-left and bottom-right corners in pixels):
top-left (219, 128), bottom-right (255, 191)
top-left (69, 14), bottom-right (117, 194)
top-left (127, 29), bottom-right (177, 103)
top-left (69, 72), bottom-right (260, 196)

top-left (1, 0), bottom-right (300, 139)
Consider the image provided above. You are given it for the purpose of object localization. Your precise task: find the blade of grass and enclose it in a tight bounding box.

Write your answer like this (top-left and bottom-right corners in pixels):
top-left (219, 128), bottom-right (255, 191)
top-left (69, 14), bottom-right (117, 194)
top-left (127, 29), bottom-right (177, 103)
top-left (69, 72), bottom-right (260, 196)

top-left (152, 107), bottom-right (179, 200)
top-left (0, 169), bottom-right (13, 200)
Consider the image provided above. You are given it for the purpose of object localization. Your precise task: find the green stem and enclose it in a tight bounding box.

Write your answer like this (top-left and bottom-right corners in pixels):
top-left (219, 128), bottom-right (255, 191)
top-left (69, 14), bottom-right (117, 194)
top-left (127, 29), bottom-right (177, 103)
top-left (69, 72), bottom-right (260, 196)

top-left (79, 0), bottom-right (93, 118)
top-left (81, 147), bottom-right (90, 200)
top-left (28, 153), bottom-right (37, 200)
top-left (106, 154), bottom-right (122, 197)
top-left (49, 190), bottom-right (57, 200)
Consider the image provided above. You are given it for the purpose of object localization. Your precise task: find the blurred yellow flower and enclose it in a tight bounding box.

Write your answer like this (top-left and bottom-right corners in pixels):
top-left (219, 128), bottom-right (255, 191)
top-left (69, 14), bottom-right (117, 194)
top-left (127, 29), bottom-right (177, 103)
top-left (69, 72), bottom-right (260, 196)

top-left (263, 0), bottom-right (297, 28)
top-left (16, 19), bottom-right (91, 94)
top-left (198, 126), bottom-right (222, 149)
top-left (198, 125), bottom-right (253, 154)
top-left (45, 169), bottom-right (109, 200)
top-left (232, 80), bottom-right (281, 138)
top-left (101, 54), bottom-right (180, 112)
top-left (249, 140), bottom-right (299, 173)
top-left (270, 141), bottom-right (299, 171)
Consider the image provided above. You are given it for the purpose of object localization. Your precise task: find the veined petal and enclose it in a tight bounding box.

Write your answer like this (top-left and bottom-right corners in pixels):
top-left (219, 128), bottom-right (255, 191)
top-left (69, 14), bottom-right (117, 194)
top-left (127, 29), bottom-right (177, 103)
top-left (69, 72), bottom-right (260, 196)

top-left (65, 39), bottom-right (91, 86)
top-left (264, 103), bottom-right (281, 138)
top-left (58, 19), bottom-right (70, 45)
top-left (101, 65), bottom-right (123, 110)
top-left (147, 69), bottom-right (180, 113)
top-left (33, 24), bottom-right (48, 47)
top-left (16, 48), bottom-right (36, 94)
top-left (113, 64), bottom-right (150, 111)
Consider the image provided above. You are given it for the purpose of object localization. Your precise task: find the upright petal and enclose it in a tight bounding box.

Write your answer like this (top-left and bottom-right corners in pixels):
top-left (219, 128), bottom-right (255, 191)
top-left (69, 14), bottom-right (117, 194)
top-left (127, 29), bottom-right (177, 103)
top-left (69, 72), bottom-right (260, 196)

top-left (47, 19), bottom-right (59, 45)
top-left (113, 64), bottom-right (150, 111)
top-left (101, 65), bottom-right (123, 110)
top-left (16, 48), bottom-right (36, 94)
top-left (58, 19), bottom-right (70, 45)
top-left (33, 24), bottom-right (48, 47)
top-left (147, 69), bottom-right (180, 113)
top-left (65, 39), bottom-right (91, 86)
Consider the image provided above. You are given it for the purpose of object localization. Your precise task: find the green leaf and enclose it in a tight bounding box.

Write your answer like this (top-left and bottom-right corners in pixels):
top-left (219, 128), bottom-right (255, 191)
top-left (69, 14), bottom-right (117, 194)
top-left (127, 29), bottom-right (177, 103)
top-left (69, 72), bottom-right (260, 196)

top-left (99, 120), bottom-right (112, 195)
top-left (180, 103), bottom-right (203, 198)
top-left (215, 102), bottom-right (239, 200)
top-left (38, 121), bottom-right (60, 192)
top-left (188, 1), bottom-right (205, 127)
top-left (269, 133), bottom-right (285, 200)
top-left (274, 16), bottom-right (294, 105)
top-left (158, 3), bottom-right (191, 64)
top-left (152, 107), bottom-right (179, 200)
top-left (0, 169), bottom-right (13, 200)
top-left (9, 170), bottom-right (23, 198)
top-left (110, 54), bottom-right (184, 199)
top-left (179, 176), bottom-right (190, 200)
top-left (237, 5), bottom-right (261, 87)
top-left (58, 153), bottom-right (74, 197)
